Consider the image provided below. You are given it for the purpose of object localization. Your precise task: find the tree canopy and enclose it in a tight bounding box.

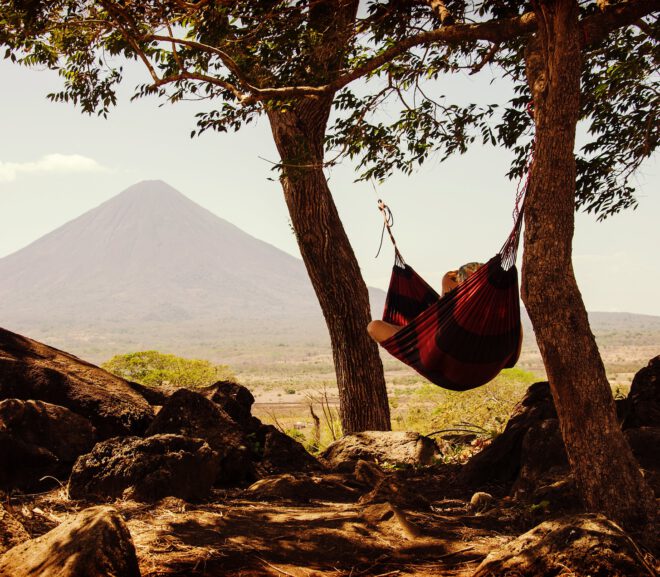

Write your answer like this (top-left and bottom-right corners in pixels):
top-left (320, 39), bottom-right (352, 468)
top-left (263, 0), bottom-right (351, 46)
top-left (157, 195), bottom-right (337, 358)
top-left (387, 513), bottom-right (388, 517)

top-left (1, 1), bottom-right (655, 217)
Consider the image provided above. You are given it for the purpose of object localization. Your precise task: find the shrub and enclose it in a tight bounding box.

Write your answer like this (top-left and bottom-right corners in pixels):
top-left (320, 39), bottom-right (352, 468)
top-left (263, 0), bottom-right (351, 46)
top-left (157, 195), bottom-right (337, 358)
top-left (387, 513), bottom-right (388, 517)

top-left (102, 350), bottom-right (235, 388)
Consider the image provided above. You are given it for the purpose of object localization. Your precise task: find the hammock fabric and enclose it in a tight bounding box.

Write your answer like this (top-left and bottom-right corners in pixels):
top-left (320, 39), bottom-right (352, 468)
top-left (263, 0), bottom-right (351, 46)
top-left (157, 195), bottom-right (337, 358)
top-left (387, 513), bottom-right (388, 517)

top-left (379, 212), bottom-right (524, 392)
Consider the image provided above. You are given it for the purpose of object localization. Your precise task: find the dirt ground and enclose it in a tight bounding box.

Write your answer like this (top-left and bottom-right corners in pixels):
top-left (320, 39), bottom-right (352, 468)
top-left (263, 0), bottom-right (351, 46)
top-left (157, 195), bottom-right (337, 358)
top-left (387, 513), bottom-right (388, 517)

top-left (5, 468), bottom-right (542, 577)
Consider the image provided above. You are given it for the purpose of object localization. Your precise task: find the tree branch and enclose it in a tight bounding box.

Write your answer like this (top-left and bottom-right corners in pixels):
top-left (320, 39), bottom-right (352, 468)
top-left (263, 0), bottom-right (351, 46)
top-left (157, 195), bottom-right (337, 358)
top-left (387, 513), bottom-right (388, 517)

top-left (582, 0), bottom-right (660, 45)
top-left (98, 0), bottom-right (161, 84)
top-left (147, 34), bottom-right (250, 87)
top-left (634, 18), bottom-right (660, 40)
top-left (425, 0), bottom-right (454, 25)
top-left (152, 71), bottom-right (247, 102)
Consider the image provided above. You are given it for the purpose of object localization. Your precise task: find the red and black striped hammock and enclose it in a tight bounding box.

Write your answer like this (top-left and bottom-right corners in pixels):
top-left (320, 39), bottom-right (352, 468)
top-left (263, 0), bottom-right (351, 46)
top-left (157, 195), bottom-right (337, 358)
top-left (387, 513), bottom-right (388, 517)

top-left (378, 208), bottom-right (524, 392)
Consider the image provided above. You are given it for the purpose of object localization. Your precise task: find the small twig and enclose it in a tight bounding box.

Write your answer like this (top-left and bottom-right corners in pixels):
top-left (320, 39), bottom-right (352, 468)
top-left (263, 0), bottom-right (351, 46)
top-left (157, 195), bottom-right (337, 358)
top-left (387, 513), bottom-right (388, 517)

top-left (436, 546), bottom-right (475, 560)
top-left (425, 427), bottom-right (485, 437)
top-left (265, 410), bottom-right (286, 434)
top-left (469, 42), bottom-right (500, 75)
top-left (309, 403), bottom-right (321, 452)
top-left (39, 475), bottom-right (66, 488)
top-left (255, 556), bottom-right (300, 577)
top-left (373, 572), bottom-right (400, 577)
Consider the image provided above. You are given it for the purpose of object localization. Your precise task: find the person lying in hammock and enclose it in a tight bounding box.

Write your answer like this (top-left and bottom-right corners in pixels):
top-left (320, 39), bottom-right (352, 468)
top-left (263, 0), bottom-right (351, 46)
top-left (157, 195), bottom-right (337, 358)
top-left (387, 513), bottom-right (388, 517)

top-left (367, 261), bottom-right (483, 344)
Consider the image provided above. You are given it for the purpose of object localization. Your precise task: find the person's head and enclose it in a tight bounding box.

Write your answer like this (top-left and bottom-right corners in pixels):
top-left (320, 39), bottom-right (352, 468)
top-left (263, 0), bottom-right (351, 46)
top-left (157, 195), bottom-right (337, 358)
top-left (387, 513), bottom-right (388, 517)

top-left (441, 262), bottom-right (484, 296)
top-left (456, 262), bottom-right (483, 283)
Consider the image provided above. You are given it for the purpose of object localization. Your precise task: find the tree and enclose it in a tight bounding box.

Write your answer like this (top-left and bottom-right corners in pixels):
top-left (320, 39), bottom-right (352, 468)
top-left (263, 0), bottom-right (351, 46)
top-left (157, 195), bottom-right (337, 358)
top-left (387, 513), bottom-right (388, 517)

top-left (102, 350), bottom-right (235, 388)
top-left (521, 0), bottom-right (657, 531)
top-left (2, 0), bottom-right (658, 528)
top-left (0, 0), bottom-right (391, 434)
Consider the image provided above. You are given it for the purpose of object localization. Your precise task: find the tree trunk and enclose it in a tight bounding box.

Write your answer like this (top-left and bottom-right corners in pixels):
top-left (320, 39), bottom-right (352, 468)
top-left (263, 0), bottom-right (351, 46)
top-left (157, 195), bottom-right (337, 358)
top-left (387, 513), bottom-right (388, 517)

top-left (267, 97), bottom-right (391, 434)
top-left (522, 0), bottom-right (656, 529)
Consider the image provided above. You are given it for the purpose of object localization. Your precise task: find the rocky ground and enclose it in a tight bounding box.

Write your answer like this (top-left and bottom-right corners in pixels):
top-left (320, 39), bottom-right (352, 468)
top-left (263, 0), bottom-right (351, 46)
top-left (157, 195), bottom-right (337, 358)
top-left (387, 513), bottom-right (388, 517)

top-left (0, 325), bottom-right (658, 577)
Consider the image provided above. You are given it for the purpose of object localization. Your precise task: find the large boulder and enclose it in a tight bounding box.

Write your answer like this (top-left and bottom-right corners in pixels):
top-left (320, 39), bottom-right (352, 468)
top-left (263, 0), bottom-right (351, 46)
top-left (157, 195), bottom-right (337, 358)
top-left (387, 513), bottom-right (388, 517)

top-left (210, 380), bottom-right (257, 429)
top-left (623, 356), bottom-right (660, 429)
top-left (511, 418), bottom-right (568, 498)
top-left (0, 504), bottom-right (29, 556)
top-left (257, 424), bottom-right (321, 474)
top-left (0, 506), bottom-right (140, 577)
top-left (245, 473), bottom-right (360, 502)
top-left (0, 399), bottom-right (96, 489)
top-left (460, 381), bottom-right (558, 488)
top-left (125, 380), bottom-right (175, 406)
top-left (0, 327), bottom-right (153, 438)
top-left (145, 388), bottom-right (253, 485)
top-left (321, 431), bottom-right (439, 472)
top-left (472, 513), bottom-right (651, 577)
top-left (624, 426), bottom-right (660, 496)
top-left (625, 426), bottom-right (660, 472)
top-left (68, 434), bottom-right (219, 502)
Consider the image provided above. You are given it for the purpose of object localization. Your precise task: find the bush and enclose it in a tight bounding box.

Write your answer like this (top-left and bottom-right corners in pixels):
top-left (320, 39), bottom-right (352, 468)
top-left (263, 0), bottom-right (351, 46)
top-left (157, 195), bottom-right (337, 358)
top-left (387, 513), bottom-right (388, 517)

top-left (102, 350), bottom-right (235, 389)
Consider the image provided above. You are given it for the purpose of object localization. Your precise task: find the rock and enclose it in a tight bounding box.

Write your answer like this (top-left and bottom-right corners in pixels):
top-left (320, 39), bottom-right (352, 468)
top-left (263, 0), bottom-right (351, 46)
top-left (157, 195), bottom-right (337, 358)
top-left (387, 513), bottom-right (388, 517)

top-left (245, 473), bottom-right (360, 502)
top-left (0, 433), bottom-right (59, 491)
top-left (354, 459), bottom-right (385, 487)
top-left (469, 492), bottom-right (494, 513)
top-left (146, 388), bottom-right (253, 485)
top-left (460, 381), bottom-right (558, 488)
top-left (511, 418), bottom-right (568, 498)
top-left (529, 476), bottom-right (582, 514)
top-left (125, 380), bottom-right (175, 406)
top-left (352, 459), bottom-right (428, 509)
top-left (68, 434), bottom-right (220, 502)
top-left (625, 427), bottom-right (660, 472)
top-left (210, 380), bottom-right (256, 428)
top-left (359, 502), bottom-right (424, 540)
top-left (0, 506), bottom-right (140, 577)
top-left (0, 504), bottom-right (29, 555)
top-left (472, 513), bottom-right (651, 577)
top-left (0, 327), bottom-right (153, 438)
top-left (0, 399), bottom-right (96, 489)
top-left (623, 356), bottom-right (660, 429)
top-left (358, 474), bottom-right (430, 510)
top-left (321, 431), bottom-right (439, 472)
top-left (258, 424), bottom-right (320, 474)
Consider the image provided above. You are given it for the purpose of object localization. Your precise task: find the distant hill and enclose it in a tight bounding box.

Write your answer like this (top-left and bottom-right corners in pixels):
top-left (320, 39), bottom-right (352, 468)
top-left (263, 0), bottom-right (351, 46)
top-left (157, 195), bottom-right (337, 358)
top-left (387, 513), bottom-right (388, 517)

top-left (0, 180), bottom-right (323, 323)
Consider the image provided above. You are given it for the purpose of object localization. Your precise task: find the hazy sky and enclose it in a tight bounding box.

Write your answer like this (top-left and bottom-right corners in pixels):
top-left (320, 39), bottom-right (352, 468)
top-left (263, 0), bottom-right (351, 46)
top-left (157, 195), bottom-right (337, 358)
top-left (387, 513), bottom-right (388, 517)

top-left (1, 58), bottom-right (658, 316)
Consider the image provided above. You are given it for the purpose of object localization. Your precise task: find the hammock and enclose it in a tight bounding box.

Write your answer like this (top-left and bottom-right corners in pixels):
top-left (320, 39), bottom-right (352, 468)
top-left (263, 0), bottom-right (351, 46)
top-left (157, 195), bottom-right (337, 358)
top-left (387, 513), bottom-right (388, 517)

top-left (378, 208), bottom-right (524, 392)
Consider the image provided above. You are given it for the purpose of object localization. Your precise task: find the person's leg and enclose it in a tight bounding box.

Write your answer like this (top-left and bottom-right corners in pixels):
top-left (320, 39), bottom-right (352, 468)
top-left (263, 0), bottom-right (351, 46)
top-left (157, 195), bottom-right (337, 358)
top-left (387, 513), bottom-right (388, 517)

top-left (367, 320), bottom-right (402, 343)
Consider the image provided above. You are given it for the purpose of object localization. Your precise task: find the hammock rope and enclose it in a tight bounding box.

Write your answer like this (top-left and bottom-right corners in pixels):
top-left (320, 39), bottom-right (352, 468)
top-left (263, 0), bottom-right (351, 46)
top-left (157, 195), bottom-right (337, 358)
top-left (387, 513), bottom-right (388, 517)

top-left (376, 199), bottom-right (404, 265)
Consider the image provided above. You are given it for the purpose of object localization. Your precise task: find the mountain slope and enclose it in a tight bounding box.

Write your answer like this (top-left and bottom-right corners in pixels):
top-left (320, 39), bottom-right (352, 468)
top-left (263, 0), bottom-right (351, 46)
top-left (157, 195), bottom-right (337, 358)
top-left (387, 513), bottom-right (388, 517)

top-left (0, 180), bottom-right (323, 324)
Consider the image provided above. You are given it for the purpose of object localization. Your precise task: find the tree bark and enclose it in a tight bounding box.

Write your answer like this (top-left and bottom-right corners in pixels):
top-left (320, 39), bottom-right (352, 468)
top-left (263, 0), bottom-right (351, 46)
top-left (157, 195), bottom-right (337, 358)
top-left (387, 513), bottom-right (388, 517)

top-left (267, 97), bottom-right (391, 434)
top-left (522, 0), bottom-right (656, 530)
